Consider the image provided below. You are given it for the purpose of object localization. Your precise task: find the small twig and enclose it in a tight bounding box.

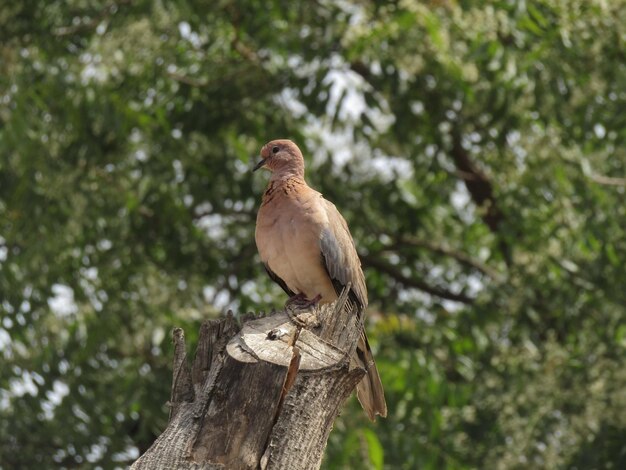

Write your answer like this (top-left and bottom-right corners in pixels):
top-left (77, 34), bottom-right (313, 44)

top-left (288, 322), bottom-right (302, 347)
top-left (577, 157), bottom-right (626, 187)
top-left (588, 173), bottom-right (626, 187)
top-left (167, 71), bottom-right (209, 88)
top-left (53, 0), bottom-right (132, 37)
top-left (169, 328), bottom-right (194, 421)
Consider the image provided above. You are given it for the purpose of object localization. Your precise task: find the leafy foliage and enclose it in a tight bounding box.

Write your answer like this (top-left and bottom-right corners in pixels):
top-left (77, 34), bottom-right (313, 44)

top-left (1, 0), bottom-right (625, 468)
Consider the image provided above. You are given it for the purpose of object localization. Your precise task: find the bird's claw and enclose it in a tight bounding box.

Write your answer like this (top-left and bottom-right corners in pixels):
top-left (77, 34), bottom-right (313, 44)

top-left (285, 294), bottom-right (322, 328)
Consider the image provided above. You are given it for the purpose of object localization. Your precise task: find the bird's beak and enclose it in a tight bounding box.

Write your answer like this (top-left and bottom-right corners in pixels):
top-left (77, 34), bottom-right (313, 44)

top-left (252, 158), bottom-right (266, 172)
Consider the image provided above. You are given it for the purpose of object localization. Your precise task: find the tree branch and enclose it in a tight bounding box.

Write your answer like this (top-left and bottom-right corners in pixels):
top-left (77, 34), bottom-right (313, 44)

top-left (394, 236), bottom-right (500, 279)
top-left (450, 131), bottom-right (511, 264)
top-left (450, 133), bottom-right (502, 232)
top-left (360, 253), bottom-right (475, 304)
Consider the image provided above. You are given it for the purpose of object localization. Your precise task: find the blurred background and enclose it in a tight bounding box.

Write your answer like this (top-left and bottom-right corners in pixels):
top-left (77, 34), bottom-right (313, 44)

top-left (1, 0), bottom-right (625, 468)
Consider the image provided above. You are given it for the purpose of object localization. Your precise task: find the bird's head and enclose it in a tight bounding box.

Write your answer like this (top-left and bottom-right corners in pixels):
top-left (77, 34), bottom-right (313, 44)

top-left (253, 139), bottom-right (305, 178)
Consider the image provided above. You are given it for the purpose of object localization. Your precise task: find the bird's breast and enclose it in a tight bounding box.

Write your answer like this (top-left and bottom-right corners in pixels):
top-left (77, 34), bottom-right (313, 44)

top-left (255, 194), bottom-right (336, 302)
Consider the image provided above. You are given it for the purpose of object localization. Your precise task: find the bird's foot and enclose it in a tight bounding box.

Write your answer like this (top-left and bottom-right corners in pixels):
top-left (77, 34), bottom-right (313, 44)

top-left (285, 293), bottom-right (321, 311)
top-left (285, 294), bottom-right (322, 328)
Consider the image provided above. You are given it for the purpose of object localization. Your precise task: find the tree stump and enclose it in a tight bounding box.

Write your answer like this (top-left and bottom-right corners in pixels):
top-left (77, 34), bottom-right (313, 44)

top-left (131, 287), bottom-right (365, 470)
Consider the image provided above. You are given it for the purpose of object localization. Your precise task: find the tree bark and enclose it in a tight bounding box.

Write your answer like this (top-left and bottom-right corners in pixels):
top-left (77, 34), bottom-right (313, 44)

top-left (131, 287), bottom-right (365, 470)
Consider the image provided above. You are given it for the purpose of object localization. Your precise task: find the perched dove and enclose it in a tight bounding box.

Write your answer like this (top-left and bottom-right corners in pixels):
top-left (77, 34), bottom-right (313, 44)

top-left (254, 139), bottom-right (387, 420)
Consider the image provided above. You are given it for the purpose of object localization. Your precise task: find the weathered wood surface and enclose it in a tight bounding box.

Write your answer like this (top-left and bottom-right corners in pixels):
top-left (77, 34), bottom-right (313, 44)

top-left (131, 287), bottom-right (365, 470)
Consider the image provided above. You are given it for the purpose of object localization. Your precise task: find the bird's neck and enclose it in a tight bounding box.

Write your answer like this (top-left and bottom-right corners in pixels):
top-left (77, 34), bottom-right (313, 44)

top-left (269, 167), bottom-right (305, 183)
top-left (262, 175), bottom-right (308, 206)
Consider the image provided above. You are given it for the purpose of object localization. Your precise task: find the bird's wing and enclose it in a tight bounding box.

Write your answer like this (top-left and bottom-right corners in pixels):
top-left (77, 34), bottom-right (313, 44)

top-left (319, 199), bottom-right (368, 309)
top-left (262, 262), bottom-right (295, 297)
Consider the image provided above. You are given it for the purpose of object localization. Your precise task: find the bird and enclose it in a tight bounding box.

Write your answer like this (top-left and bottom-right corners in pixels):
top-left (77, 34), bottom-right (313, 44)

top-left (253, 139), bottom-right (387, 420)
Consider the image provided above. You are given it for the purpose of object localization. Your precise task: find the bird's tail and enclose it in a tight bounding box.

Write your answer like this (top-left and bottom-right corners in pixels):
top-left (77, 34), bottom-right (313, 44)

top-left (353, 329), bottom-right (387, 421)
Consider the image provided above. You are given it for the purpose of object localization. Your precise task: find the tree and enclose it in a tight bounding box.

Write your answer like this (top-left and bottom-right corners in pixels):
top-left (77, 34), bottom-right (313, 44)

top-left (132, 294), bottom-right (365, 470)
top-left (1, 1), bottom-right (625, 468)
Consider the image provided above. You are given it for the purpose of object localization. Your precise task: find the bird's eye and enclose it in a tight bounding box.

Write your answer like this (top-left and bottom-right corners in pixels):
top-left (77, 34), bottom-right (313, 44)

top-left (272, 146), bottom-right (279, 154)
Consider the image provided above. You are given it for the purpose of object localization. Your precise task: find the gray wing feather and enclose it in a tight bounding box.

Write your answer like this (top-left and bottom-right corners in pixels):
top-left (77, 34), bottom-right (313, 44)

top-left (320, 200), bottom-right (385, 420)
top-left (319, 200), bottom-right (368, 308)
